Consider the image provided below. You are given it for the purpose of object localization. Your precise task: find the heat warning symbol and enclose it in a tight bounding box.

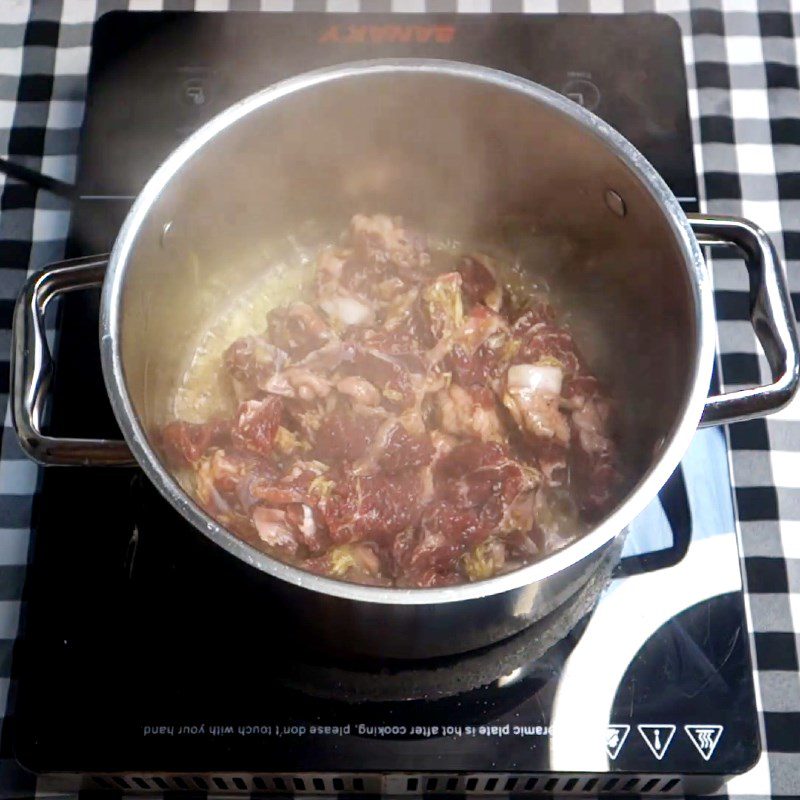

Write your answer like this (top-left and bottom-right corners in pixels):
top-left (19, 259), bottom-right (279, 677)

top-left (606, 725), bottom-right (630, 760)
top-left (685, 725), bottom-right (723, 761)
top-left (638, 725), bottom-right (676, 760)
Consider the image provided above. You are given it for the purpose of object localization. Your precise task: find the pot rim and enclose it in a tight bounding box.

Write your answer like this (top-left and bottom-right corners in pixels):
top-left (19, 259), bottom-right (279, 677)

top-left (100, 59), bottom-right (715, 606)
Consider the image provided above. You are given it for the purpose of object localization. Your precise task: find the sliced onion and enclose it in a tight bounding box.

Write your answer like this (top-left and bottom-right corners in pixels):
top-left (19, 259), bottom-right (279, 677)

top-left (336, 376), bottom-right (381, 406)
top-left (206, 483), bottom-right (232, 515)
top-left (320, 295), bottom-right (374, 326)
top-left (572, 401), bottom-right (612, 454)
top-left (352, 543), bottom-right (381, 575)
top-left (507, 363), bottom-right (563, 396)
top-left (298, 341), bottom-right (354, 372)
top-left (263, 373), bottom-right (295, 397)
top-left (252, 507), bottom-right (297, 553)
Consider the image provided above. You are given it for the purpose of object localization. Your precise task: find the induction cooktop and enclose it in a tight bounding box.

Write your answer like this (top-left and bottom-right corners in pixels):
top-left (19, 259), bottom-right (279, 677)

top-left (13, 11), bottom-right (759, 797)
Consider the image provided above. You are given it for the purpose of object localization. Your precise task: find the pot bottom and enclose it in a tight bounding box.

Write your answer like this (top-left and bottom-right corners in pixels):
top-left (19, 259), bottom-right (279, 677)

top-left (277, 543), bottom-right (619, 703)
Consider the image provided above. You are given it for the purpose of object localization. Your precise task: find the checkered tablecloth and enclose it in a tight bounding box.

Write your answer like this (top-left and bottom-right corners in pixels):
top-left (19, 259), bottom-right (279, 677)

top-left (1, 0), bottom-right (799, 797)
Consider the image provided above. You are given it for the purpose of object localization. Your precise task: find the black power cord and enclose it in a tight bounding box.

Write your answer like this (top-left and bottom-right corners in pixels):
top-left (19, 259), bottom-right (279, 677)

top-left (0, 155), bottom-right (76, 201)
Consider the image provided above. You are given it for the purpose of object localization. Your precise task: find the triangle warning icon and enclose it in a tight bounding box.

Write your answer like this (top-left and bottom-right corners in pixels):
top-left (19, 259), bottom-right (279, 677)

top-left (685, 725), bottom-right (723, 761)
top-left (637, 724), bottom-right (676, 760)
top-left (606, 725), bottom-right (630, 760)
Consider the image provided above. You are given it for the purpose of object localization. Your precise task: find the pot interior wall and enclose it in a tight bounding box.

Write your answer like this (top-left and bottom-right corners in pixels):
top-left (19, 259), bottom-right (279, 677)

top-left (118, 69), bottom-right (697, 502)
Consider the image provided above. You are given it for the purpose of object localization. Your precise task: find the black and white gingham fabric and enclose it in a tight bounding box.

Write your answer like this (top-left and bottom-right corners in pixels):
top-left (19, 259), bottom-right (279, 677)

top-left (0, 1), bottom-right (798, 797)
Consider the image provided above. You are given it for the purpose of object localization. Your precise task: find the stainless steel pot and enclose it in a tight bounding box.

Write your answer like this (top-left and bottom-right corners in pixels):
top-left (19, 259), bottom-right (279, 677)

top-left (12, 61), bottom-right (799, 659)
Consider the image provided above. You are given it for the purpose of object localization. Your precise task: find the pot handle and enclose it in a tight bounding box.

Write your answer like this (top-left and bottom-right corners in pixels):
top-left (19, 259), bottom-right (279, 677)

top-left (11, 256), bottom-right (135, 466)
top-left (688, 214), bottom-right (800, 427)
